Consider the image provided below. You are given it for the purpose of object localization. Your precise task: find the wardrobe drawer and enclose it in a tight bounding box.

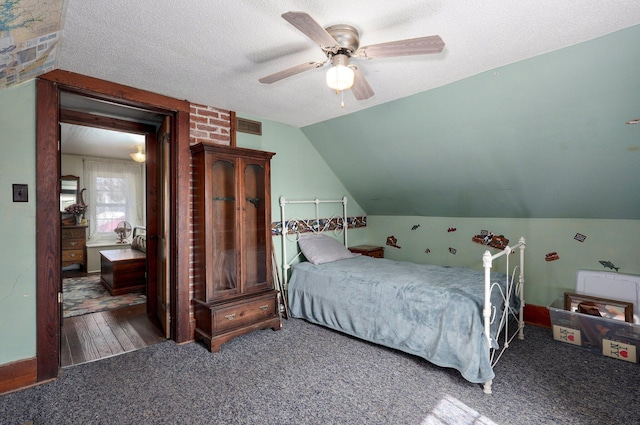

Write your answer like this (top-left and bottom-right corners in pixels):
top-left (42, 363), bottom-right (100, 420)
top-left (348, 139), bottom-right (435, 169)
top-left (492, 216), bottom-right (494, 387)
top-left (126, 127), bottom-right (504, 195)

top-left (213, 295), bottom-right (277, 333)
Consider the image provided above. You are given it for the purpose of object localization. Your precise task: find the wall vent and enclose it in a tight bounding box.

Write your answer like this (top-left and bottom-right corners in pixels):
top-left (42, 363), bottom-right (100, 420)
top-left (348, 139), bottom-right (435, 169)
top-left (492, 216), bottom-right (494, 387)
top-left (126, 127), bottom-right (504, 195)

top-left (237, 117), bottom-right (262, 135)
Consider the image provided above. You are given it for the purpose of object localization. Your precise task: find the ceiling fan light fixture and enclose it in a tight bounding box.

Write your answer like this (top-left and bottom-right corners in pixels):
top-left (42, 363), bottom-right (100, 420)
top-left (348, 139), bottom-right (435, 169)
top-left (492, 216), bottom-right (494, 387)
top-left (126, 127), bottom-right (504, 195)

top-left (130, 145), bottom-right (145, 163)
top-left (326, 54), bottom-right (354, 91)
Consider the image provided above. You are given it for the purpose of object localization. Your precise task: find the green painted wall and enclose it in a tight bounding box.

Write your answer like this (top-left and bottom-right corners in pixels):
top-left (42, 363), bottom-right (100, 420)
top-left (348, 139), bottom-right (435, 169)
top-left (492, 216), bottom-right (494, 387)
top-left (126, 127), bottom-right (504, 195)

top-left (0, 80), bottom-right (37, 364)
top-left (366, 216), bottom-right (640, 306)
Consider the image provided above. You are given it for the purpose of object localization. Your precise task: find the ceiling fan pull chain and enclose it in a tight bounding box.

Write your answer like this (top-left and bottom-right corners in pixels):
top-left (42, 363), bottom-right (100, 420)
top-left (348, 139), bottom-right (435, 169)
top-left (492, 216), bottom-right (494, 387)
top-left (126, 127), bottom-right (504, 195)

top-left (341, 90), bottom-right (345, 108)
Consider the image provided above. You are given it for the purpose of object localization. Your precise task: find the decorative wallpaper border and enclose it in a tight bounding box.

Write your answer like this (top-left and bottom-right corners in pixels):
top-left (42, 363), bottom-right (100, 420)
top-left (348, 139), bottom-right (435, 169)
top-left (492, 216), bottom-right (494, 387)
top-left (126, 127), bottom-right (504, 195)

top-left (271, 216), bottom-right (367, 236)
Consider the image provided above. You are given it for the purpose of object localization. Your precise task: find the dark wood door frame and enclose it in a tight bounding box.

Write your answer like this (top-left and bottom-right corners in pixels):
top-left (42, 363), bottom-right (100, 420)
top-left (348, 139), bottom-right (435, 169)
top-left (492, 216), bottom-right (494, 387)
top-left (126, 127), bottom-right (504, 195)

top-left (36, 70), bottom-right (192, 381)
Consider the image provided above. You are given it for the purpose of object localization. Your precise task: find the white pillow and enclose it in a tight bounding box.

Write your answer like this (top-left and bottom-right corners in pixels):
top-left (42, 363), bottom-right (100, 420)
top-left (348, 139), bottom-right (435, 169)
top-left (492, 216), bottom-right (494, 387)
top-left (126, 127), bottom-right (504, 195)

top-left (298, 234), bottom-right (360, 265)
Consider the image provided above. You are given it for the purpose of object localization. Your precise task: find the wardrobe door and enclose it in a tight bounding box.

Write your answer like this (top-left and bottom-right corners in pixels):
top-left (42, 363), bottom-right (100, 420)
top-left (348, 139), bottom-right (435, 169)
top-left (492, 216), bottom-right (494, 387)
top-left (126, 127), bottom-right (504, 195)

top-left (243, 161), bottom-right (269, 292)
top-left (209, 158), bottom-right (238, 300)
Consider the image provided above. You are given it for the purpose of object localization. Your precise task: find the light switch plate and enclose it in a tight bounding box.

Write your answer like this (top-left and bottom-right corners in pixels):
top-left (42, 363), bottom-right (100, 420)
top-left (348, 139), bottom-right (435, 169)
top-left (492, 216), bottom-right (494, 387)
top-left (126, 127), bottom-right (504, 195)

top-left (13, 184), bottom-right (28, 202)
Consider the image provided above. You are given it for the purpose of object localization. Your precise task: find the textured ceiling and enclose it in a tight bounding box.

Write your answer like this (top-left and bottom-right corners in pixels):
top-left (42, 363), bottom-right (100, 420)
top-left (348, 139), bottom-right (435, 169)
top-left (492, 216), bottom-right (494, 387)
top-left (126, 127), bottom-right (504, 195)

top-left (58, 0), bottom-right (640, 127)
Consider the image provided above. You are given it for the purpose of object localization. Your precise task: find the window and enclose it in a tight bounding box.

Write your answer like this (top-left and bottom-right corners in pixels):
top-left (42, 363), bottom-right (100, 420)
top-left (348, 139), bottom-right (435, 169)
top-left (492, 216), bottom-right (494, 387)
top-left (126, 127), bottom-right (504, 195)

top-left (84, 158), bottom-right (144, 243)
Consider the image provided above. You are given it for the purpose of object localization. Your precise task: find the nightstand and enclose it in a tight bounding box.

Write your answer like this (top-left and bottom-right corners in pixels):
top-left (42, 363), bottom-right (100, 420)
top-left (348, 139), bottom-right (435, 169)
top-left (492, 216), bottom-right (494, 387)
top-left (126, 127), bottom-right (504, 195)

top-left (348, 245), bottom-right (384, 258)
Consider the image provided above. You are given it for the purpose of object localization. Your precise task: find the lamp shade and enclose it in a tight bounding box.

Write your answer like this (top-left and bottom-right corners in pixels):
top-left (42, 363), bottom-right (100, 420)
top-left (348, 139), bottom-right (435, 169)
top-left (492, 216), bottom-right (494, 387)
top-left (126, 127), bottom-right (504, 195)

top-left (130, 146), bottom-right (145, 163)
top-left (326, 54), bottom-right (354, 91)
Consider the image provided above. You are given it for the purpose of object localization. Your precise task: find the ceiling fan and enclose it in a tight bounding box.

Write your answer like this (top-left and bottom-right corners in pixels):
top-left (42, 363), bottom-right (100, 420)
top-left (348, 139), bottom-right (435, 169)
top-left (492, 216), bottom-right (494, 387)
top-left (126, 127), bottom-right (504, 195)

top-left (259, 11), bottom-right (445, 101)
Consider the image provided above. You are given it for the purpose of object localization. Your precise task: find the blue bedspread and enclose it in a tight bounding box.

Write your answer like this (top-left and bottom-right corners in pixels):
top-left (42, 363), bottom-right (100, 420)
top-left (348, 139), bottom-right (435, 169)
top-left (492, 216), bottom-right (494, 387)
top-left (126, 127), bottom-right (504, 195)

top-left (287, 256), bottom-right (509, 384)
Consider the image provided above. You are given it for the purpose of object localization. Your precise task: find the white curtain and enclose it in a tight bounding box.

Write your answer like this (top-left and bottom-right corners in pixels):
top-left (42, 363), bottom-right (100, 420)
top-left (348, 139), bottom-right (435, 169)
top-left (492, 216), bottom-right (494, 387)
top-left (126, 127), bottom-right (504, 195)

top-left (83, 158), bottom-right (144, 242)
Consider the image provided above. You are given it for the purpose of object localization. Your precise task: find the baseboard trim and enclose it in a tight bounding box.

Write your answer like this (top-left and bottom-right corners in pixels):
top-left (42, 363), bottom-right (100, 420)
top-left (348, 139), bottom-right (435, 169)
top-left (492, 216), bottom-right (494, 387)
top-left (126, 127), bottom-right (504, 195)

top-left (0, 357), bottom-right (37, 394)
top-left (524, 303), bottom-right (551, 328)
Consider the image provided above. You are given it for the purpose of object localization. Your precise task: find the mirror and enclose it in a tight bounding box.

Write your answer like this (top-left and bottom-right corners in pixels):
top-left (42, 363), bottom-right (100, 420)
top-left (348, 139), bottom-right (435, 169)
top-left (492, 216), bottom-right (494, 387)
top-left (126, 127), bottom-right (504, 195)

top-left (60, 175), bottom-right (79, 212)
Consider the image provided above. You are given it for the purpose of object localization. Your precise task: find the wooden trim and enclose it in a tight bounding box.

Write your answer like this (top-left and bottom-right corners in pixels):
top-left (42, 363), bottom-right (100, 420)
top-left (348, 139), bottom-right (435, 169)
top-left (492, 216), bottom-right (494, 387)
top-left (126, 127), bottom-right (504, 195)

top-left (145, 130), bottom-right (159, 316)
top-left (189, 141), bottom-right (275, 159)
top-left (35, 70), bottom-right (193, 385)
top-left (0, 358), bottom-right (37, 395)
top-left (173, 110), bottom-right (192, 343)
top-left (40, 69), bottom-right (190, 113)
top-left (229, 111), bottom-right (237, 147)
top-left (60, 108), bottom-right (154, 134)
top-left (524, 303), bottom-right (551, 328)
top-left (36, 78), bottom-right (61, 381)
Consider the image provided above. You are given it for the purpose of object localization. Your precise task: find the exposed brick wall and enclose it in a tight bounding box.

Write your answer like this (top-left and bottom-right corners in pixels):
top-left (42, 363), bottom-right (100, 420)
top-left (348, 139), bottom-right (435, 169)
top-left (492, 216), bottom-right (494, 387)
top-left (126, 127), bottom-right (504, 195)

top-left (188, 103), bottom-right (233, 336)
top-left (189, 103), bottom-right (232, 146)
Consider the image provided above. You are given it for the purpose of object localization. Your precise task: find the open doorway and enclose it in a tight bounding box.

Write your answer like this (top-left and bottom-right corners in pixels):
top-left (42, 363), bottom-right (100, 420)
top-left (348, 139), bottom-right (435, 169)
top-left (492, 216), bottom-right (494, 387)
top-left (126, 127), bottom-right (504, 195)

top-left (36, 70), bottom-right (192, 382)
top-left (59, 119), bottom-right (164, 366)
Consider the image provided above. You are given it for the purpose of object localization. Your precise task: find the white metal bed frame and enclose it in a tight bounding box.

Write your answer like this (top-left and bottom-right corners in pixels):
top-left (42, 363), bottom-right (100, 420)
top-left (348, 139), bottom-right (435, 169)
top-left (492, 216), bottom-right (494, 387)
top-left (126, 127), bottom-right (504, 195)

top-left (279, 196), bottom-right (350, 289)
top-left (279, 196), bottom-right (525, 394)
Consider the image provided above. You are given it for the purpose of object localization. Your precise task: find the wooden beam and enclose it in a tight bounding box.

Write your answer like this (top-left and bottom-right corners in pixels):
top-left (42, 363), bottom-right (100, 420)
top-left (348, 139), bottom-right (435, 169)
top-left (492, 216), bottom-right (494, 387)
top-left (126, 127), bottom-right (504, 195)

top-left (172, 109), bottom-right (192, 343)
top-left (36, 78), bottom-right (61, 381)
top-left (60, 109), bottom-right (156, 134)
top-left (230, 110), bottom-right (237, 147)
top-left (40, 69), bottom-right (190, 113)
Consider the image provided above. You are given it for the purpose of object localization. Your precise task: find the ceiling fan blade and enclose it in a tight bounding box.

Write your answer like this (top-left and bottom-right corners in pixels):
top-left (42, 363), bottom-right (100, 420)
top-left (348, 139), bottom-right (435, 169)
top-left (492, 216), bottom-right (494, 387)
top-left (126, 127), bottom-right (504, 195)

top-left (356, 35), bottom-right (445, 59)
top-left (282, 11), bottom-right (339, 52)
top-left (259, 61), bottom-right (325, 84)
top-left (349, 66), bottom-right (374, 100)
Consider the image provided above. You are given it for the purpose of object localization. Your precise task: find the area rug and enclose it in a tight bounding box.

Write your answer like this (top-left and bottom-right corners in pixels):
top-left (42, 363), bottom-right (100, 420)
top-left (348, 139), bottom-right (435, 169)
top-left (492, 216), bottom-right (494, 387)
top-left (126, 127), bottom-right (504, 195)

top-left (63, 275), bottom-right (146, 318)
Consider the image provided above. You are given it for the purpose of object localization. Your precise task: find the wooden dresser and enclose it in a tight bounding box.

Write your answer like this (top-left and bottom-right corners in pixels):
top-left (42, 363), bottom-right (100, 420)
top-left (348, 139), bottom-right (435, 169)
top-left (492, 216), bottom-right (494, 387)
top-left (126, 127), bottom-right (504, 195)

top-left (348, 245), bottom-right (384, 258)
top-left (61, 225), bottom-right (88, 271)
top-left (191, 142), bottom-right (282, 352)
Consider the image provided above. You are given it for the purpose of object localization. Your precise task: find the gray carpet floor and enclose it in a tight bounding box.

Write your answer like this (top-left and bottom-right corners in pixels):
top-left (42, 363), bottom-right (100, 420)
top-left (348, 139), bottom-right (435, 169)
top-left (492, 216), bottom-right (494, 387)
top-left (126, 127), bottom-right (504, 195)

top-left (1, 318), bottom-right (639, 425)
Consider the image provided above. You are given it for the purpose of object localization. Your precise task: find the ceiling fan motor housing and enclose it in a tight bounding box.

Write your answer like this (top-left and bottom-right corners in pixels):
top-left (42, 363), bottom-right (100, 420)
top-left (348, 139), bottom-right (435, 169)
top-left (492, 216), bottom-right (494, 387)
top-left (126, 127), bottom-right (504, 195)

top-left (325, 24), bottom-right (360, 56)
top-left (330, 54), bottom-right (350, 68)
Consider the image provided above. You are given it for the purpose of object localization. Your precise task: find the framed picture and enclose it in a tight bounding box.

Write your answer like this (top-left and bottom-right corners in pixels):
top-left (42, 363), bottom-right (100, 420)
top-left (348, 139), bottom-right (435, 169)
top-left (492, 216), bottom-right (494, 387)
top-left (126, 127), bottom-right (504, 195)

top-left (564, 292), bottom-right (634, 323)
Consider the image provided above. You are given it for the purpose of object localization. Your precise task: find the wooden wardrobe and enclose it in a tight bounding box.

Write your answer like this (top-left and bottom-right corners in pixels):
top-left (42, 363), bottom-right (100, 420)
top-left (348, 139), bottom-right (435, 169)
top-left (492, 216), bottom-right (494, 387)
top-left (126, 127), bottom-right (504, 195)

top-left (191, 142), bottom-right (282, 352)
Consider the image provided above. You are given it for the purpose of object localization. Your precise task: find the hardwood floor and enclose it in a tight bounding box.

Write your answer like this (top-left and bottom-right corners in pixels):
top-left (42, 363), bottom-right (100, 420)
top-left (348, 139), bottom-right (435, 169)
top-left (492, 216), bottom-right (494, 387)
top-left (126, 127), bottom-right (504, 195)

top-left (61, 303), bottom-right (165, 367)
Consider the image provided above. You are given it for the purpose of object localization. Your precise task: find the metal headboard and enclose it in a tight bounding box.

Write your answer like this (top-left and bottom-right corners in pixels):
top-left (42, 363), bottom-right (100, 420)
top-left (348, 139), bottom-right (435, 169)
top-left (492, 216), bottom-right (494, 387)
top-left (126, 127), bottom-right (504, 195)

top-left (279, 196), bottom-right (348, 288)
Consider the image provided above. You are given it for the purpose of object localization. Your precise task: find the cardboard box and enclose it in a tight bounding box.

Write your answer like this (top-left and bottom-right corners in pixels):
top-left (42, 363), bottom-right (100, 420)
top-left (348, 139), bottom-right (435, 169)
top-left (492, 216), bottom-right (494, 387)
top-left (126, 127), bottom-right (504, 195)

top-left (548, 299), bottom-right (640, 363)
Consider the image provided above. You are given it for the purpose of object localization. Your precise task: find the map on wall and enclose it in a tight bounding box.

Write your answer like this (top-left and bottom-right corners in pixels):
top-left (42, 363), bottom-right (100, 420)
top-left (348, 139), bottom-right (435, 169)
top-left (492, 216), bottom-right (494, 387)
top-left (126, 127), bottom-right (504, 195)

top-left (0, 0), bottom-right (65, 89)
